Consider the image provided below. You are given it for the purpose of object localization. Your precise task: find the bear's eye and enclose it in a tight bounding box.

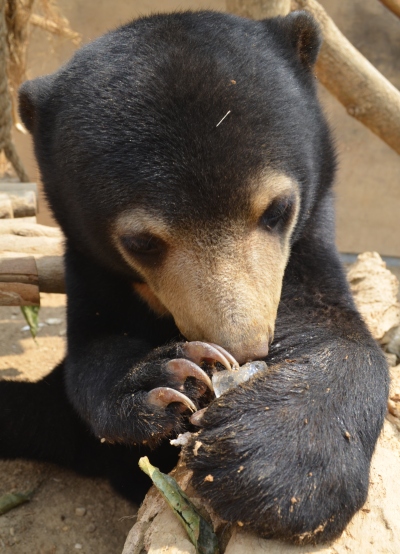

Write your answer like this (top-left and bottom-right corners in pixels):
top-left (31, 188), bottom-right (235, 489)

top-left (120, 233), bottom-right (164, 258)
top-left (259, 196), bottom-right (294, 232)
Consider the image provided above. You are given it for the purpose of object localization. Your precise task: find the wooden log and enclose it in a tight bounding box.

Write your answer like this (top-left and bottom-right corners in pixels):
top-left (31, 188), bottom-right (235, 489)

top-left (0, 182), bottom-right (38, 195)
top-left (8, 191), bottom-right (37, 217)
top-left (0, 194), bottom-right (13, 219)
top-left (0, 256), bottom-right (40, 306)
top-left (291, 0), bottom-right (400, 156)
top-left (0, 253), bottom-right (65, 294)
top-left (0, 192), bottom-right (36, 218)
top-left (0, 218), bottom-right (61, 237)
top-left (0, 234), bottom-right (63, 256)
top-left (0, 183), bottom-right (38, 218)
top-left (36, 256), bottom-right (65, 294)
top-left (0, 254), bottom-right (65, 301)
top-left (226, 0), bottom-right (290, 17)
top-left (379, 0), bottom-right (400, 19)
top-left (0, 221), bottom-right (65, 302)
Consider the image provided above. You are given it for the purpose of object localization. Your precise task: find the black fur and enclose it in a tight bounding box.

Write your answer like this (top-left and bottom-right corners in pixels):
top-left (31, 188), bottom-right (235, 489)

top-left (1, 10), bottom-right (388, 544)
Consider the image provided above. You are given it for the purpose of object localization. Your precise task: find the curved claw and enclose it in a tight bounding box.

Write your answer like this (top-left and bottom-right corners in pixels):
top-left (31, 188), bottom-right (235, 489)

top-left (167, 359), bottom-right (214, 392)
top-left (207, 343), bottom-right (239, 369)
top-left (190, 407), bottom-right (208, 427)
top-left (147, 387), bottom-right (196, 413)
top-left (182, 341), bottom-right (233, 372)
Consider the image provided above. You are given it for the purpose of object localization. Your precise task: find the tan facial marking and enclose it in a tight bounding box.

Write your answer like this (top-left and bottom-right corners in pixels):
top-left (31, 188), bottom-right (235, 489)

top-left (114, 208), bottom-right (171, 242)
top-left (132, 282), bottom-right (170, 316)
top-left (251, 172), bottom-right (299, 224)
top-left (114, 171), bottom-right (299, 364)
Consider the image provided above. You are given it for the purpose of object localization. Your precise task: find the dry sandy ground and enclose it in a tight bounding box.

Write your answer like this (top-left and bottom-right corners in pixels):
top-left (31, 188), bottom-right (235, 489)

top-left (0, 294), bottom-right (136, 554)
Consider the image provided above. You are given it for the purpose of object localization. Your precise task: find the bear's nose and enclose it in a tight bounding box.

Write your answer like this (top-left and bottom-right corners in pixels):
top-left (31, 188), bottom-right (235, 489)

top-left (230, 342), bottom-right (270, 366)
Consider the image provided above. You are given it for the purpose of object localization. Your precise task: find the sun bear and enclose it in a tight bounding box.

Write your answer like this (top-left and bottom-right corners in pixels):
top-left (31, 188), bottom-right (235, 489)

top-left (0, 10), bottom-right (388, 544)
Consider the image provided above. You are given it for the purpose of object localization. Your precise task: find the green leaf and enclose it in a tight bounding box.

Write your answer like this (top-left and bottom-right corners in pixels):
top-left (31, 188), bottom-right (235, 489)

top-left (139, 456), bottom-right (219, 554)
top-left (20, 305), bottom-right (40, 339)
top-left (0, 491), bottom-right (34, 516)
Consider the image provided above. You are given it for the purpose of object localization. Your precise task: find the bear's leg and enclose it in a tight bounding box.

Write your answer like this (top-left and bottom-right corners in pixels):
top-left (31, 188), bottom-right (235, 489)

top-left (0, 362), bottom-right (178, 502)
top-left (0, 362), bottom-right (84, 465)
top-left (185, 232), bottom-right (389, 543)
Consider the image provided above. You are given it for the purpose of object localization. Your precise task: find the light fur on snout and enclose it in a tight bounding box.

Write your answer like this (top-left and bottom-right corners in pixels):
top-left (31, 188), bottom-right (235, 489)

top-left (152, 231), bottom-right (283, 363)
top-left (114, 172), bottom-right (299, 363)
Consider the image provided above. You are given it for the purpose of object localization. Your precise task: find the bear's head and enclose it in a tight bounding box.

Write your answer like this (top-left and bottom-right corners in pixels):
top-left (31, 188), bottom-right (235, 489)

top-left (19, 10), bottom-right (335, 363)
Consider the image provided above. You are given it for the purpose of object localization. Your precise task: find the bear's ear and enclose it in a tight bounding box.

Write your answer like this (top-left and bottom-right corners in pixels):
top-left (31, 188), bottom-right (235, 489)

top-left (19, 75), bottom-right (53, 134)
top-left (275, 11), bottom-right (322, 69)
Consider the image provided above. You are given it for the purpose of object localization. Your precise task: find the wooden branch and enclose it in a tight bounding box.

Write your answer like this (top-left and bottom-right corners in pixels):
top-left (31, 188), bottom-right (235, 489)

top-left (379, 0), bottom-right (400, 19)
top-left (0, 220), bottom-right (65, 302)
top-left (226, 0), bottom-right (291, 18)
top-left (0, 254), bottom-right (65, 302)
top-left (12, 191), bottom-right (36, 217)
top-left (0, 183), bottom-right (37, 217)
top-left (8, 191), bottom-right (36, 217)
top-left (0, 191), bottom-right (36, 218)
top-left (0, 218), bottom-right (61, 236)
top-left (0, 193), bottom-right (13, 218)
top-left (291, 0), bottom-right (400, 156)
top-left (0, 256), bottom-right (40, 306)
top-left (36, 255), bottom-right (65, 294)
top-left (0, 233), bottom-right (63, 256)
top-left (30, 13), bottom-right (81, 44)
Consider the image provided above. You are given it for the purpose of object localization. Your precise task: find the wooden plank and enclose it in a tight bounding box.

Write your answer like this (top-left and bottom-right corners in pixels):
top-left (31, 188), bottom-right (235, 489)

top-left (0, 283), bottom-right (40, 306)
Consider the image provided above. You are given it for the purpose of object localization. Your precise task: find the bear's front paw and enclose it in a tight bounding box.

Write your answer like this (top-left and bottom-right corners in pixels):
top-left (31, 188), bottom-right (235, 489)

top-left (145, 341), bottom-right (237, 413)
top-left (184, 383), bottom-right (369, 544)
top-left (99, 341), bottom-right (237, 446)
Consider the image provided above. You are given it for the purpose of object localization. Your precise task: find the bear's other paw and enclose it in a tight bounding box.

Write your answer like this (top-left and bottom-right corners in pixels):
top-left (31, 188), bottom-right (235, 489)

top-left (184, 379), bottom-right (370, 544)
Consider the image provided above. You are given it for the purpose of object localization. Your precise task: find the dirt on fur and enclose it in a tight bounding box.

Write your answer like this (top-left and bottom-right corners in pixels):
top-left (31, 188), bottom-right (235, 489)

top-left (0, 294), bottom-right (137, 554)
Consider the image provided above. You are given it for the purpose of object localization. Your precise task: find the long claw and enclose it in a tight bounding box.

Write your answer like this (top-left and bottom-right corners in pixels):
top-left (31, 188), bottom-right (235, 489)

top-left (190, 407), bottom-right (208, 427)
top-left (167, 359), bottom-right (214, 392)
top-left (207, 343), bottom-right (239, 369)
top-left (182, 341), bottom-right (232, 372)
top-left (147, 387), bottom-right (196, 413)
